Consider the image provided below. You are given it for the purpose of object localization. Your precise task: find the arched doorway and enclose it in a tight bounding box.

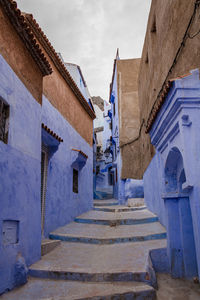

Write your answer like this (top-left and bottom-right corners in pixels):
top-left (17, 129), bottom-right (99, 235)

top-left (164, 147), bottom-right (198, 278)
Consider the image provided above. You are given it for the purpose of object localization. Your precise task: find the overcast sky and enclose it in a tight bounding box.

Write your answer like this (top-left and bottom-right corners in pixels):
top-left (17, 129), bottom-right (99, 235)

top-left (17, 0), bottom-right (151, 100)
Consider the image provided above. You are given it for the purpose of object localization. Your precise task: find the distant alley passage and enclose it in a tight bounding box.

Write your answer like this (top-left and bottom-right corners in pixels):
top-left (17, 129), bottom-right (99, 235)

top-left (2, 199), bottom-right (167, 299)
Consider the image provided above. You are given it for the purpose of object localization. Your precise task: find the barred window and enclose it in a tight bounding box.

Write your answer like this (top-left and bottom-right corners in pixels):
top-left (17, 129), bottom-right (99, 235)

top-left (0, 98), bottom-right (9, 144)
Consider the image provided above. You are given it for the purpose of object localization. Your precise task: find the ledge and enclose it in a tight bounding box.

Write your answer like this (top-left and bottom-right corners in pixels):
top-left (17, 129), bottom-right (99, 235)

top-left (71, 148), bottom-right (88, 170)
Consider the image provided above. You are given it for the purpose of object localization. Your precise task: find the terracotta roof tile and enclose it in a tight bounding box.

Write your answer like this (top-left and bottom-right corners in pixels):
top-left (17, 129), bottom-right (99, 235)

top-left (42, 123), bottom-right (63, 142)
top-left (24, 13), bottom-right (96, 120)
top-left (72, 148), bottom-right (88, 159)
top-left (145, 81), bottom-right (172, 133)
top-left (145, 72), bottom-right (193, 133)
top-left (0, 0), bottom-right (52, 76)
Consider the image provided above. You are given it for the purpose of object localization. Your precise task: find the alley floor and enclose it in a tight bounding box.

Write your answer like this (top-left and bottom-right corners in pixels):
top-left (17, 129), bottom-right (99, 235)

top-left (2, 199), bottom-right (200, 299)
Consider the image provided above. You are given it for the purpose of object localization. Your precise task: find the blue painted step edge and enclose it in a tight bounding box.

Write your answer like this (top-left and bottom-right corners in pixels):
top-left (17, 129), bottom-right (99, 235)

top-left (49, 232), bottom-right (167, 244)
top-left (74, 217), bottom-right (159, 226)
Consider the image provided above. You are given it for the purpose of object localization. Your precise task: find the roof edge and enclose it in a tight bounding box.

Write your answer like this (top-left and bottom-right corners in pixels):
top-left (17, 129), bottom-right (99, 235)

top-left (24, 13), bottom-right (96, 120)
top-left (0, 0), bottom-right (52, 76)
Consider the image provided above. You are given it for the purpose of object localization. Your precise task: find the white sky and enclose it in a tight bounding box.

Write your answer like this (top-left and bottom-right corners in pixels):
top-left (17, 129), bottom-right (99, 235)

top-left (17, 0), bottom-right (151, 100)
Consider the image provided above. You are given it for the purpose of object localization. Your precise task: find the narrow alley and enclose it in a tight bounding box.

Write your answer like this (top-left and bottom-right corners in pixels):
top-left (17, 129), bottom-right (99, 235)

top-left (1, 0), bottom-right (200, 299)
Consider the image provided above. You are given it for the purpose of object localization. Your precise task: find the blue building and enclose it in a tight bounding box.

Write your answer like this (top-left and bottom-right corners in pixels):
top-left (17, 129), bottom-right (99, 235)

top-left (109, 50), bottom-right (143, 204)
top-left (137, 0), bottom-right (200, 280)
top-left (0, 1), bottom-right (95, 294)
top-left (93, 96), bottom-right (113, 199)
top-left (144, 71), bottom-right (200, 279)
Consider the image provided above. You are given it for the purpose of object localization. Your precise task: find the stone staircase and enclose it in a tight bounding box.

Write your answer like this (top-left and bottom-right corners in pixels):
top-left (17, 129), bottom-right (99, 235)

top-left (2, 199), bottom-right (167, 299)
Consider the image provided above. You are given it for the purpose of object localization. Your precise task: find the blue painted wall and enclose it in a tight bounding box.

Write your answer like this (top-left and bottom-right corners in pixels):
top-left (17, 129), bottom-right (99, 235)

top-left (42, 96), bottom-right (93, 237)
top-left (143, 153), bottom-right (166, 226)
top-left (125, 178), bottom-right (144, 200)
top-left (110, 54), bottom-right (122, 202)
top-left (144, 69), bottom-right (200, 279)
top-left (110, 54), bottom-right (143, 204)
top-left (0, 54), bottom-right (93, 294)
top-left (0, 55), bottom-right (41, 294)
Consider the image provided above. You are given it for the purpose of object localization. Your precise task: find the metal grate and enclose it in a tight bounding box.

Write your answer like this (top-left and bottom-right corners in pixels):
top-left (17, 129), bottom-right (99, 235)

top-left (0, 98), bottom-right (9, 143)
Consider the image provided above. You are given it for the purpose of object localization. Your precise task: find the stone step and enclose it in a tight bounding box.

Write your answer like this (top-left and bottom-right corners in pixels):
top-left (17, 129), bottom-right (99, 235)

top-left (75, 209), bottom-right (158, 226)
top-left (41, 239), bottom-right (61, 256)
top-left (127, 198), bottom-right (145, 207)
top-left (93, 199), bottom-right (119, 207)
top-left (49, 221), bottom-right (166, 245)
top-left (29, 240), bottom-right (166, 287)
top-left (94, 205), bottom-right (147, 212)
top-left (1, 278), bottom-right (156, 300)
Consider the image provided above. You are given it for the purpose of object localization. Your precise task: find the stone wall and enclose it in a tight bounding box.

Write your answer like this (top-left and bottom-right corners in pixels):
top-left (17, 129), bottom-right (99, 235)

top-left (117, 58), bottom-right (141, 179)
top-left (136, 0), bottom-right (200, 178)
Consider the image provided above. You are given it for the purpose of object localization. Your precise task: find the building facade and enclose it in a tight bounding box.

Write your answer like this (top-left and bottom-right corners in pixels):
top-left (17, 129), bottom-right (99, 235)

top-left (138, 0), bottom-right (200, 279)
top-left (0, 0), bottom-right (95, 294)
top-left (109, 51), bottom-right (143, 203)
top-left (93, 96), bottom-right (113, 199)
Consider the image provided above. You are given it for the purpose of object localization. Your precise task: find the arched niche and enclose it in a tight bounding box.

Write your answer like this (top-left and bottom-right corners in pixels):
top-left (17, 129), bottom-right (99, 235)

top-left (163, 147), bottom-right (198, 278)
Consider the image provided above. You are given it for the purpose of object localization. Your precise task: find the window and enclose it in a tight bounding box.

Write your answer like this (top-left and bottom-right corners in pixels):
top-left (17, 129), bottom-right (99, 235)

top-left (145, 52), bottom-right (149, 64)
top-left (113, 103), bottom-right (116, 116)
top-left (73, 169), bottom-right (78, 193)
top-left (0, 98), bottom-right (9, 144)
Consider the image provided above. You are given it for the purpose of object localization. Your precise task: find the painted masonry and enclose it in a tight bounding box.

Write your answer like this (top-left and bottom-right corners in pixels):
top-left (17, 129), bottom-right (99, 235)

top-left (137, 0), bottom-right (200, 280)
top-left (109, 50), bottom-right (144, 204)
top-left (0, 0), bottom-right (95, 294)
top-left (92, 96), bottom-right (113, 199)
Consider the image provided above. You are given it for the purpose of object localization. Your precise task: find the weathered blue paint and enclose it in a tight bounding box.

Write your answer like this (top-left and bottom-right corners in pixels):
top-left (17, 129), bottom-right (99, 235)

top-left (49, 232), bottom-right (166, 245)
top-left (74, 216), bottom-right (159, 226)
top-left (94, 206), bottom-right (146, 212)
top-left (0, 55), bottom-right (42, 294)
top-left (144, 69), bottom-right (200, 279)
top-left (93, 201), bottom-right (119, 207)
top-left (41, 96), bottom-right (93, 237)
top-left (143, 153), bottom-right (166, 226)
top-left (0, 53), bottom-right (93, 294)
top-left (149, 248), bottom-right (170, 273)
top-left (29, 268), bottom-right (154, 287)
top-left (125, 179), bottom-right (144, 199)
top-left (109, 54), bottom-right (144, 204)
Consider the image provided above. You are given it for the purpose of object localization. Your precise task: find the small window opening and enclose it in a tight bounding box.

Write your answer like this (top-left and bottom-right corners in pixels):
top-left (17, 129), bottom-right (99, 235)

top-left (73, 169), bottom-right (78, 193)
top-left (113, 103), bottom-right (116, 116)
top-left (151, 15), bottom-right (157, 33)
top-left (0, 98), bottom-right (9, 144)
top-left (145, 52), bottom-right (149, 64)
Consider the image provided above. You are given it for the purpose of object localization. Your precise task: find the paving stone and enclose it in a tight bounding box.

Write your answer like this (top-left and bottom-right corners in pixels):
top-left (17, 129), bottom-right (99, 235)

top-left (50, 221), bottom-right (166, 244)
top-left (93, 205), bottom-right (147, 212)
top-left (2, 202), bottom-right (167, 299)
top-left (41, 239), bottom-right (61, 256)
top-left (93, 199), bottom-right (119, 206)
top-left (1, 278), bottom-right (156, 300)
top-left (29, 239), bottom-right (166, 286)
top-left (75, 209), bottom-right (158, 225)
